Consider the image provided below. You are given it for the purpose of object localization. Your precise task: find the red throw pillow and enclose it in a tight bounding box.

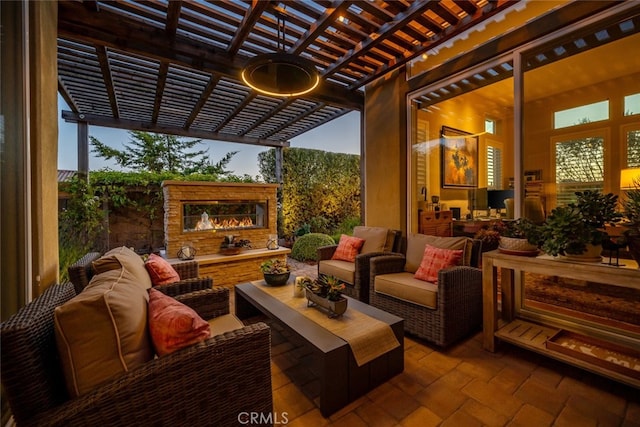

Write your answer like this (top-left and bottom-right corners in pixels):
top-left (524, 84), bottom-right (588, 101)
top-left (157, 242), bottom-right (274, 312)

top-left (414, 245), bottom-right (463, 284)
top-left (331, 234), bottom-right (365, 262)
top-left (147, 288), bottom-right (211, 356)
top-left (145, 253), bottom-right (180, 286)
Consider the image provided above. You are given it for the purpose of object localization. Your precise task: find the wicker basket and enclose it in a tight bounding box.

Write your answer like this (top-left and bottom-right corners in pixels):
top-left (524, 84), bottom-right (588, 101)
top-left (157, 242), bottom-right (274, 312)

top-left (499, 236), bottom-right (538, 252)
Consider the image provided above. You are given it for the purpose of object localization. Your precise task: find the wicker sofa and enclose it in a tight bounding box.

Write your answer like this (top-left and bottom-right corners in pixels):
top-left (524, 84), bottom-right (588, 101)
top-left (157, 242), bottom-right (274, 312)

top-left (317, 226), bottom-right (401, 302)
top-left (369, 234), bottom-right (483, 347)
top-left (1, 251), bottom-right (273, 426)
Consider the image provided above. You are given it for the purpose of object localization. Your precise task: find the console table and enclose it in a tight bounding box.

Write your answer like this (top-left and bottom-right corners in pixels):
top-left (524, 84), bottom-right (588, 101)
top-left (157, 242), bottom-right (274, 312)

top-left (482, 250), bottom-right (640, 388)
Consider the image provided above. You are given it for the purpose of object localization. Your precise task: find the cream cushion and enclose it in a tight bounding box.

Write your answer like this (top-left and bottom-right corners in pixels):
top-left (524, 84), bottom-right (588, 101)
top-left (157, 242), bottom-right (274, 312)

top-left (91, 246), bottom-right (152, 291)
top-left (54, 266), bottom-right (154, 397)
top-left (318, 259), bottom-right (355, 284)
top-left (405, 234), bottom-right (471, 273)
top-left (208, 314), bottom-right (245, 337)
top-left (375, 272), bottom-right (437, 309)
top-left (353, 226), bottom-right (389, 254)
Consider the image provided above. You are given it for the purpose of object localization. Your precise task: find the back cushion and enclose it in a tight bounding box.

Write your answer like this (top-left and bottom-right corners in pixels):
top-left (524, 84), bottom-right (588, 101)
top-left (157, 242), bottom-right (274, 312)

top-left (353, 226), bottom-right (389, 254)
top-left (405, 234), bottom-right (471, 273)
top-left (54, 267), bottom-right (154, 397)
top-left (92, 246), bottom-right (152, 291)
top-left (145, 253), bottom-right (180, 286)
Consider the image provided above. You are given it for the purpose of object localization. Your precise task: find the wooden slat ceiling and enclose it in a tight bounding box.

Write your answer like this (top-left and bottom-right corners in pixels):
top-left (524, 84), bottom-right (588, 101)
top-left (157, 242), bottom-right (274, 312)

top-left (58, 0), bottom-right (519, 147)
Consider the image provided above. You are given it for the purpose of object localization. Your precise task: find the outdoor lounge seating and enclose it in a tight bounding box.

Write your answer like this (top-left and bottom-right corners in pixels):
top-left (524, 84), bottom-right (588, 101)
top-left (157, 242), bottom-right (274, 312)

top-left (68, 251), bottom-right (203, 295)
top-left (317, 226), bottom-right (401, 302)
top-left (1, 248), bottom-right (273, 426)
top-left (369, 234), bottom-right (483, 347)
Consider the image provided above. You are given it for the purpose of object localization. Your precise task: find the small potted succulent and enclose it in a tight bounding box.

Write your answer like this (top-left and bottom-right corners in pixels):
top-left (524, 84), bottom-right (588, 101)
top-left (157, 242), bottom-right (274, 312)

top-left (219, 235), bottom-right (251, 255)
top-left (302, 275), bottom-right (347, 318)
top-left (260, 258), bottom-right (291, 286)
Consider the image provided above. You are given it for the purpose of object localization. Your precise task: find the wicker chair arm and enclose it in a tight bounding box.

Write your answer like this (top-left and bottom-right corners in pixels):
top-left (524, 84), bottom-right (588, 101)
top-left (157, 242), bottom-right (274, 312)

top-left (174, 287), bottom-right (230, 320)
top-left (155, 277), bottom-right (213, 297)
top-left (437, 266), bottom-right (483, 304)
top-left (67, 252), bottom-right (101, 294)
top-left (370, 254), bottom-right (406, 276)
top-left (171, 259), bottom-right (199, 279)
top-left (317, 245), bottom-right (338, 261)
top-left (36, 323), bottom-right (272, 427)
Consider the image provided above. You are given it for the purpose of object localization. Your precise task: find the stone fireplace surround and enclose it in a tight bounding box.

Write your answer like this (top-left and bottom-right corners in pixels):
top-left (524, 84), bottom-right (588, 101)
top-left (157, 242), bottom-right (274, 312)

top-left (162, 181), bottom-right (290, 287)
top-left (162, 181), bottom-right (279, 257)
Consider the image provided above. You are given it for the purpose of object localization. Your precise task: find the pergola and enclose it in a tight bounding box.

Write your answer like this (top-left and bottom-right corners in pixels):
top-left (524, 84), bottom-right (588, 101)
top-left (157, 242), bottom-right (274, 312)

top-left (57, 0), bottom-right (519, 163)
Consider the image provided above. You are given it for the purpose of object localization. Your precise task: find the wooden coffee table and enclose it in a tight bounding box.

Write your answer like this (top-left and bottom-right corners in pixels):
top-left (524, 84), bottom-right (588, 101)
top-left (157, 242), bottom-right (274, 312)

top-left (235, 281), bottom-right (404, 417)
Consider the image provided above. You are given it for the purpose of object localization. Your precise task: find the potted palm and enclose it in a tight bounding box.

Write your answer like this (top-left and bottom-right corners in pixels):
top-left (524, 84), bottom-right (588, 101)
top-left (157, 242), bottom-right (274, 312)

top-left (540, 190), bottom-right (621, 261)
top-left (260, 259), bottom-right (291, 285)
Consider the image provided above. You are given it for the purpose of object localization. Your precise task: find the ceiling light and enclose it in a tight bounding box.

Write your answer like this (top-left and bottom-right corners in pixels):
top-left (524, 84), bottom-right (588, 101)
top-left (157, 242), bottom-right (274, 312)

top-left (240, 11), bottom-right (319, 97)
top-left (241, 53), bottom-right (320, 97)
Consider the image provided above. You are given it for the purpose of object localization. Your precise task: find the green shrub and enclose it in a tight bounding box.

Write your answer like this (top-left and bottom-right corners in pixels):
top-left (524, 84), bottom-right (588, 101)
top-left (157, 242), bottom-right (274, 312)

top-left (291, 233), bottom-right (335, 261)
top-left (330, 215), bottom-right (361, 242)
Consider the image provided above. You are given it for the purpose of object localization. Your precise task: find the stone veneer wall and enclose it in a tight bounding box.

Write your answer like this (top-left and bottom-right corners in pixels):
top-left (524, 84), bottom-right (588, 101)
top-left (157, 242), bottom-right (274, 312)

top-left (162, 181), bottom-right (279, 257)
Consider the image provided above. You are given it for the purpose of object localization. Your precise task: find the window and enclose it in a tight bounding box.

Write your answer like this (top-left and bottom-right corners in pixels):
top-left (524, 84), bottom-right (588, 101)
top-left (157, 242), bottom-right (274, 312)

top-left (624, 93), bottom-right (640, 116)
top-left (487, 144), bottom-right (502, 189)
top-left (554, 135), bottom-right (604, 206)
top-left (626, 128), bottom-right (640, 167)
top-left (553, 100), bottom-right (609, 129)
top-left (485, 118), bottom-right (496, 134)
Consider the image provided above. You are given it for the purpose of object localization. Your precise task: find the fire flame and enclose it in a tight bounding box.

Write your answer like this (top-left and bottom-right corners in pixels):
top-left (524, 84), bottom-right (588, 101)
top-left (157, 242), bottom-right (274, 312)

top-left (195, 216), bottom-right (254, 230)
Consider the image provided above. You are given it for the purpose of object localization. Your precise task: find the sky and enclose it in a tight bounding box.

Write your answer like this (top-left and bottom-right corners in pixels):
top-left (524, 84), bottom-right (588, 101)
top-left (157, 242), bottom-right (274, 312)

top-left (57, 95), bottom-right (361, 178)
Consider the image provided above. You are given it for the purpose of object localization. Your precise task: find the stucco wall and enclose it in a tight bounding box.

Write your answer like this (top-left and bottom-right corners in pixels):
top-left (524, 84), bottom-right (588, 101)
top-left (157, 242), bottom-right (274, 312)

top-left (363, 71), bottom-right (407, 234)
top-left (31, 1), bottom-right (59, 294)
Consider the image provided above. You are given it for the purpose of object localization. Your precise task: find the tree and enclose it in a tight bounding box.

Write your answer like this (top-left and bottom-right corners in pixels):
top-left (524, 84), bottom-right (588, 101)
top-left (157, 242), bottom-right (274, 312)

top-left (91, 130), bottom-right (237, 175)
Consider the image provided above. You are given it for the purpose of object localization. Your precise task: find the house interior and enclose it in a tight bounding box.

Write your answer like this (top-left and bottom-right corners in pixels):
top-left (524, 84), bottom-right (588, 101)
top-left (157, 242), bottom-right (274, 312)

top-left (2, 1), bottom-right (639, 425)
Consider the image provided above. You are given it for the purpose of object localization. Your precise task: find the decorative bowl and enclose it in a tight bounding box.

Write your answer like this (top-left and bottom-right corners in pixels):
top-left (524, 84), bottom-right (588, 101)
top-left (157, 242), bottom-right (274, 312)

top-left (263, 272), bottom-right (290, 286)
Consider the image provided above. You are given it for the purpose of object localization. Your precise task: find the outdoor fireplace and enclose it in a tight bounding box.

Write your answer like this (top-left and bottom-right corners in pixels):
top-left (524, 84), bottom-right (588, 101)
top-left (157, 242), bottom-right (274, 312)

top-left (163, 181), bottom-right (279, 257)
top-left (183, 201), bottom-right (267, 232)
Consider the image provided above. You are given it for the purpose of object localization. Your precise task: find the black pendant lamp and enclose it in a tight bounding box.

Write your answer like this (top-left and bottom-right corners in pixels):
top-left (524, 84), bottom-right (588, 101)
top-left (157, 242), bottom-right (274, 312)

top-left (241, 12), bottom-right (319, 97)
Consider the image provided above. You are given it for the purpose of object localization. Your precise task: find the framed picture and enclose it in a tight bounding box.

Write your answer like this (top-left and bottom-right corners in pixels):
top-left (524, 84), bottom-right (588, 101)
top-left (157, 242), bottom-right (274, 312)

top-left (440, 126), bottom-right (478, 188)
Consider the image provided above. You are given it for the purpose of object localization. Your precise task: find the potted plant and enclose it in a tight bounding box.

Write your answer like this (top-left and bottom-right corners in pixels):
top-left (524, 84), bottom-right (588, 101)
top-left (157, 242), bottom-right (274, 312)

top-left (219, 235), bottom-right (252, 255)
top-left (540, 190), bottom-right (621, 261)
top-left (499, 218), bottom-right (542, 254)
top-left (301, 275), bottom-right (348, 317)
top-left (259, 258), bottom-right (291, 285)
top-left (618, 177), bottom-right (640, 266)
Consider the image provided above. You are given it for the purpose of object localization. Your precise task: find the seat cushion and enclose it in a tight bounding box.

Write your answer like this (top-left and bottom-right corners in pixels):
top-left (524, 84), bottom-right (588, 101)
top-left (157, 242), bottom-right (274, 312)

top-left (148, 288), bottom-right (211, 356)
top-left (91, 246), bottom-right (152, 290)
top-left (54, 266), bottom-right (154, 397)
top-left (145, 253), bottom-right (180, 286)
top-left (332, 234), bottom-right (365, 262)
top-left (318, 259), bottom-right (356, 284)
top-left (405, 234), bottom-right (471, 273)
top-left (414, 245), bottom-right (463, 283)
top-left (374, 272), bottom-right (438, 309)
top-left (208, 314), bottom-right (245, 337)
top-left (353, 226), bottom-right (389, 254)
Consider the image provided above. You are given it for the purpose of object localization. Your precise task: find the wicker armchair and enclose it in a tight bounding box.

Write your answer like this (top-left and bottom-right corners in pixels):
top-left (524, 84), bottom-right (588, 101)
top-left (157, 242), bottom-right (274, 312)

top-left (317, 227), bottom-right (401, 303)
top-left (68, 251), bottom-right (207, 295)
top-left (369, 237), bottom-right (483, 347)
top-left (1, 282), bottom-right (273, 427)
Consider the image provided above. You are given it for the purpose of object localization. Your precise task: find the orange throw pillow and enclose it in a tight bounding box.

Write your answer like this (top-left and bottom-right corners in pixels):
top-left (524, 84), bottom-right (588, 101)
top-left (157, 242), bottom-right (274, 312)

top-left (414, 245), bottom-right (463, 284)
top-left (331, 234), bottom-right (365, 262)
top-left (147, 288), bottom-right (211, 356)
top-left (145, 253), bottom-right (180, 286)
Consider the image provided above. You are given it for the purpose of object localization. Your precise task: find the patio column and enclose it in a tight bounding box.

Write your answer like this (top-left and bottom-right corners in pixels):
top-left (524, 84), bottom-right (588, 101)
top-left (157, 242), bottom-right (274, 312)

top-left (77, 120), bottom-right (89, 178)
